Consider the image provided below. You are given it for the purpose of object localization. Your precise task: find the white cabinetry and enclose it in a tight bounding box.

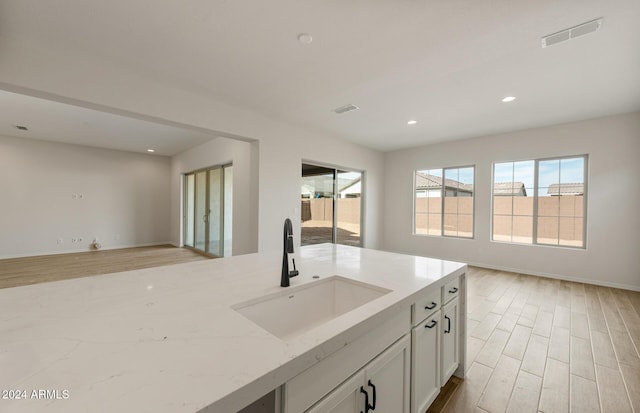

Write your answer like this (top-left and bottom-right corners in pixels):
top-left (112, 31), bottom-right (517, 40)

top-left (284, 273), bottom-right (465, 413)
top-left (307, 335), bottom-right (410, 413)
top-left (411, 310), bottom-right (440, 413)
top-left (440, 298), bottom-right (459, 384)
top-left (441, 276), bottom-right (460, 384)
top-left (305, 370), bottom-right (363, 413)
top-left (284, 309), bottom-right (410, 413)
top-left (365, 335), bottom-right (410, 413)
top-left (410, 274), bottom-right (463, 413)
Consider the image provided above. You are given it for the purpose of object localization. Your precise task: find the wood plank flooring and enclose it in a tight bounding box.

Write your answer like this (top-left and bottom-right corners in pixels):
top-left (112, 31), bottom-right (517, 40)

top-left (0, 245), bottom-right (209, 289)
top-left (437, 266), bottom-right (640, 413)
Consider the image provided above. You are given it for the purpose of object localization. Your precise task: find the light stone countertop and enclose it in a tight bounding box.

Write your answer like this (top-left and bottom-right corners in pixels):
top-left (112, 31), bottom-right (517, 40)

top-left (0, 244), bottom-right (466, 412)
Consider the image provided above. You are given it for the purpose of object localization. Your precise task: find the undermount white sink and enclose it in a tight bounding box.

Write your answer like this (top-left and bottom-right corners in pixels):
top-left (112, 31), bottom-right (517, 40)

top-left (232, 276), bottom-right (391, 340)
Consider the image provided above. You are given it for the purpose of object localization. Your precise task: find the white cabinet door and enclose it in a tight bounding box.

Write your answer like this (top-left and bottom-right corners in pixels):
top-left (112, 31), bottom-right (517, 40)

top-left (441, 298), bottom-right (459, 384)
top-left (307, 336), bottom-right (410, 413)
top-left (306, 371), bottom-right (364, 413)
top-left (411, 310), bottom-right (441, 413)
top-left (364, 335), bottom-right (411, 413)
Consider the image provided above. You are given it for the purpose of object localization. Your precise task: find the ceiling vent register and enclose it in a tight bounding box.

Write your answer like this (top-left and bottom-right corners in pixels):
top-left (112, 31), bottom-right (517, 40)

top-left (541, 18), bottom-right (603, 48)
top-left (333, 104), bottom-right (360, 114)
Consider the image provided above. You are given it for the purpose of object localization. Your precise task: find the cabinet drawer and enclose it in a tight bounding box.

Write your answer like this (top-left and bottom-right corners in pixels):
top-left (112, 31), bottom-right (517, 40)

top-left (412, 288), bottom-right (441, 326)
top-left (442, 277), bottom-right (459, 304)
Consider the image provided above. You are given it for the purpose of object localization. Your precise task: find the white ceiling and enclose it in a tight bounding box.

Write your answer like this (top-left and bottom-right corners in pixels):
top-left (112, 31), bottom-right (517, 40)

top-left (0, 90), bottom-right (218, 156)
top-left (1, 0), bottom-right (639, 152)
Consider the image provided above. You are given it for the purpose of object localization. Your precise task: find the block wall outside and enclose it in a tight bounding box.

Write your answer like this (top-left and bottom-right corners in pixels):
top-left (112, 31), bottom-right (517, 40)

top-left (300, 198), bottom-right (361, 225)
top-left (414, 195), bottom-right (583, 244)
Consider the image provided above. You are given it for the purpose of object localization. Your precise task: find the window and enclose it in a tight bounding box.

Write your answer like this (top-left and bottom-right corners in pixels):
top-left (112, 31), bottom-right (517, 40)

top-left (414, 166), bottom-right (474, 238)
top-left (492, 155), bottom-right (587, 248)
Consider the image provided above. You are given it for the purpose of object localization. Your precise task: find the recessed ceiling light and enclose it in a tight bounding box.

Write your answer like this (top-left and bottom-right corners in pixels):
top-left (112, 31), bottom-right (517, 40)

top-left (501, 96), bottom-right (516, 103)
top-left (14, 125), bottom-right (29, 131)
top-left (408, 120), bottom-right (417, 125)
top-left (297, 33), bottom-right (313, 44)
top-left (147, 149), bottom-right (155, 153)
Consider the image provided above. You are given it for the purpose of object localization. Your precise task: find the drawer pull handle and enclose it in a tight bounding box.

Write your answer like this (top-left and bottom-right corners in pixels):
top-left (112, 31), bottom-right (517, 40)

top-left (449, 287), bottom-right (458, 294)
top-left (360, 386), bottom-right (370, 413)
top-left (425, 302), bottom-right (437, 310)
top-left (360, 382), bottom-right (376, 413)
top-left (368, 380), bottom-right (376, 410)
top-left (425, 319), bottom-right (437, 329)
top-left (444, 315), bottom-right (451, 333)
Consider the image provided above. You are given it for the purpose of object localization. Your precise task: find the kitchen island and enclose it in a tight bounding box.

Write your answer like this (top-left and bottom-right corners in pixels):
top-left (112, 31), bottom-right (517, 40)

top-left (0, 244), bottom-right (466, 412)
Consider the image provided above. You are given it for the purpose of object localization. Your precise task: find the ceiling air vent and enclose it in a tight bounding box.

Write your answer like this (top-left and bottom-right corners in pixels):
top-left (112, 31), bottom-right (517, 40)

top-left (541, 18), bottom-right (603, 48)
top-left (333, 104), bottom-right (359, 114)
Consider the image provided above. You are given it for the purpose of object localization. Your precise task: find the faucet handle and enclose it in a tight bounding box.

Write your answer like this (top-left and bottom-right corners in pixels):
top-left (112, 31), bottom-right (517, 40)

top-left (289, 258), bottom-right (299, 277)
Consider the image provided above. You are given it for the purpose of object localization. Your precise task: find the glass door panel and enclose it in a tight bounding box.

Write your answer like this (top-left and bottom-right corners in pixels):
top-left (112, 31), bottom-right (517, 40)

top-left (184, 173), bottom-right (195, 247)
top-left (336, 170), bottom-right (361, 246)
top-left (194, 170), bottom-right (207, 252)
top-left (301, 164), bottom-right (335, 245)
top-left (223, 165), bottom-right (233, 257)
top-left (207, 168), bottom-right (223, 257)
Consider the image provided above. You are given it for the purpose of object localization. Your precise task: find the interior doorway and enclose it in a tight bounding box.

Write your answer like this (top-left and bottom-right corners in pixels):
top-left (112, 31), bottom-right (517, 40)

top-left (301, 163), bottom-right (362, 247)
top-left (184, 164), bottom-right (233, 257)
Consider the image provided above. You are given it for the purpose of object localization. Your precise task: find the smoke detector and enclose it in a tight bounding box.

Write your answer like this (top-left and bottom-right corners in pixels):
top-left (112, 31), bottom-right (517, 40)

top-left (541, 18), bottom-right (603, 48)
top-left (333, 104), bottom-right (359, 114)
top-left (297, 33), bottom-right (313, 44)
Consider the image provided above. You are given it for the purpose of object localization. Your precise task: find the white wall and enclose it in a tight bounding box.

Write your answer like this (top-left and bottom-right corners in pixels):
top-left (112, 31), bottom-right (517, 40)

top-left (383, 112), bottom-right (640, 291)
top-left (1, 40), bottom-right (636, 291)
top-left (170, 134), bottom-right (387, 256)
top-left (0, 135), bottom-right (171, 258)
top-left (0, 41), bottom-right (385, 255)
top-left (257, 130), bottom-right (385, 252)
top-left (170, 137), bottom-right (259, 255)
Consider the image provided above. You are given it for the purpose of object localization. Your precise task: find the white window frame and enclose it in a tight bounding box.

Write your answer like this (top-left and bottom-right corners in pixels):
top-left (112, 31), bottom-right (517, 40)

top-left (413, 165), bottom-right (475, 239)
top-left (491, 154), bottom-right (588, 249)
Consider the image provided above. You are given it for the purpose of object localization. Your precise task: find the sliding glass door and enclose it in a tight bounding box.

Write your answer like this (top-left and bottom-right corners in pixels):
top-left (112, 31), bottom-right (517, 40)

top-left (183, 165), bottom-right (233, 257)
top-left (301, 163), bottom-right (362, 247)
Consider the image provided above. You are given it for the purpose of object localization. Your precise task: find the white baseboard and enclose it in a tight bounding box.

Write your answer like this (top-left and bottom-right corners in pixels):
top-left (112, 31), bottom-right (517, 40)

top-left (0, 241), bottom-right (174, 260)
top-left (465, 260), bottom-right (640, 292)
top-left (380, 247), bottom-right (640, 292)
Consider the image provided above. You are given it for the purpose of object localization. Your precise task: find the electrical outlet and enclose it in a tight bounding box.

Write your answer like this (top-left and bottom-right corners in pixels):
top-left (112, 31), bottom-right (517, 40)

top-left (57, 238), bottom-right (64, 244)
top-left (71, 238), bottom-right (77, 243)
top-left (78, 237), bottom-right (83, 243)
top-left (79, 194), bottom-right (84, 199)
top-left (72, 194), bottom-right (77, 199)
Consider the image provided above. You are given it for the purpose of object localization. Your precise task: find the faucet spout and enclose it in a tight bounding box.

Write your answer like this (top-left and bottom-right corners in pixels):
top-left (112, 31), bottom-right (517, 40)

top-left (281, 218), bottom-right (298, 287)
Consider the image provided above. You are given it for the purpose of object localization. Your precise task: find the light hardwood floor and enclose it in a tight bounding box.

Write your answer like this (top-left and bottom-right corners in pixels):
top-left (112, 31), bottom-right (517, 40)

top-left (0, 245), bottom-right (209, 289)
top-left (439, 266), bottom-right (640, 413)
